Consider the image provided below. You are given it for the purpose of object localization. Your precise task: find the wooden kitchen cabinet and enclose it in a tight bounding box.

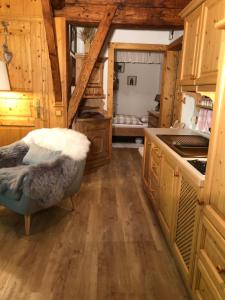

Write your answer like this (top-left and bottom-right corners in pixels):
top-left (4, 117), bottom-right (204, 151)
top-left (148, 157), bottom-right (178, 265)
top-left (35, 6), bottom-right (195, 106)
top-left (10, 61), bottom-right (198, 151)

top-left (158, 156), bottom-right (178, 239)
top-left (173, 172), bottom-right (202, 285)
top-left (196, 0), bottom-right (225, 85)
top-left (74, 117), bottom-right (111, 170)
top-left (142, 138), bottom-right (162, 212)
top-left (193, 209), bottom-right (225, 300)
top-left (180, 5), bottom-right (203, 86)
top-left (180, 0), bottom-right (225, 89)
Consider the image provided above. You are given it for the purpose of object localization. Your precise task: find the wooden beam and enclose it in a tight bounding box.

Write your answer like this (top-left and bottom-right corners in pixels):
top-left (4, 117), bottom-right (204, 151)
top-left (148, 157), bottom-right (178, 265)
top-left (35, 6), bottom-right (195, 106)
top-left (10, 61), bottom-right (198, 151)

top-left (55, 5), bottom-right (184, 28)
top-left (110, 43), bottom-right (167, 51)
top-left (51, 0), bottom-right (65, 10)
top-left (167, 36), bottom-right (183, 51)
top-left (41, 0), bottom-right (62, 102)
top-left (65, 0), bottom-right (190, 9)
top-left (67, 5), bottom-right (117, 127)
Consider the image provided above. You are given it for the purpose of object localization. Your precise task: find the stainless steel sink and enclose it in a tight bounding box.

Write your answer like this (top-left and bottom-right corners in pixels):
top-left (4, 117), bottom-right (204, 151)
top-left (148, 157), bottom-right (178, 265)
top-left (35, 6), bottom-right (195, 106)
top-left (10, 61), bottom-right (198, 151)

top-left (156, 134), bottom-right (209, 157)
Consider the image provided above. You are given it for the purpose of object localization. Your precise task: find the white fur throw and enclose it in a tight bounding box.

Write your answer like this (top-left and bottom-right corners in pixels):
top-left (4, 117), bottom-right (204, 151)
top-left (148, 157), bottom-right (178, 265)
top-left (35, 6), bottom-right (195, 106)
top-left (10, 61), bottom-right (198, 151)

top-left (22, 128), bottom-right (90, 161)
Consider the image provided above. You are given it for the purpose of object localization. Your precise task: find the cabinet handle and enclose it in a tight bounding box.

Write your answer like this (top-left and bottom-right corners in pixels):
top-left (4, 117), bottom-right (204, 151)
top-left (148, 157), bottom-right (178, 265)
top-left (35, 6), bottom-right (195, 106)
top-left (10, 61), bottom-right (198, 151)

top-left (197, 199), bottom-right (204, 206)
top-left (216, 265), bottom-right (225, 274)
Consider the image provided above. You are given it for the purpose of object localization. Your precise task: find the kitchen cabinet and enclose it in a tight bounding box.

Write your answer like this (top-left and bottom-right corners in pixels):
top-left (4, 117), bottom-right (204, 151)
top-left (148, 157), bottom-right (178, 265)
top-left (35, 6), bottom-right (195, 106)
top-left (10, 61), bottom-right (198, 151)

top-left (173, 172), bottom-right (202, 284)
top-left (142, 129), bottom-right (206, 294)
top-left (158, 156), bottom-right (178, 239)
top-left (74, 117), bottom-right (111, 170)
top-left (197, 0), bottom-right (225, 85)
top-left (180, 0), bottom-right (225, 89)
top-left (193, 208), bottom-right (225, 300)
top-left (143, 138), bottom-right (162, 212)
top-left (180, 5), bottom-right (203, 86)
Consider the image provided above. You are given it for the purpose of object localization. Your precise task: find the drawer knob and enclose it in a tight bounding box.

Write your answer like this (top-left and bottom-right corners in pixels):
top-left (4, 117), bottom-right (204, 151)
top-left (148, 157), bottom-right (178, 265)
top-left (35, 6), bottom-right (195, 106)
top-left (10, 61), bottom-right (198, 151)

top-left (216, 265), bottom-right (225, 273)
top-left (197, 199), bottom-right (204, 206)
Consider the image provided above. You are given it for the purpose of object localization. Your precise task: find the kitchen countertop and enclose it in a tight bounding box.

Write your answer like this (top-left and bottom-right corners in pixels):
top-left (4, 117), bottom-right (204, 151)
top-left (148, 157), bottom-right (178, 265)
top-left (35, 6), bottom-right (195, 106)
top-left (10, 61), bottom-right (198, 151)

top-left (144, 128), bottom-right (206, 188)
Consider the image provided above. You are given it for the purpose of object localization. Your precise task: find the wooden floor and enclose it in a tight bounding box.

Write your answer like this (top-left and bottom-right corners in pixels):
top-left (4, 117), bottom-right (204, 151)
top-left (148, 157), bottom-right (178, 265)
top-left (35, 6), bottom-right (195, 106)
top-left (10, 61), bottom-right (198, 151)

top-left (0, 149), bottom-right (189, 300)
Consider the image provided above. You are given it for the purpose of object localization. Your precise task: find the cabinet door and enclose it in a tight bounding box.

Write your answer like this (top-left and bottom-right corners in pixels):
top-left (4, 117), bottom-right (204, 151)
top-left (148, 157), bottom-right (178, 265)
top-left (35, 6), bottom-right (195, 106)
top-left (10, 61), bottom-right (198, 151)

top-left (180, 5), bottom-right (203, 85)
top-left (193, 214), bottom-right (225, 300)
top-left (196, 0), bottom-right (225, 85)
top-left (174, 175), bottom-right (200, 283)
top-left (75, 118), bottom-right (110, 170)
top-left (159, 157), bottom-right (177, 237)
top-left (143, 137), bottom-right (151, 187)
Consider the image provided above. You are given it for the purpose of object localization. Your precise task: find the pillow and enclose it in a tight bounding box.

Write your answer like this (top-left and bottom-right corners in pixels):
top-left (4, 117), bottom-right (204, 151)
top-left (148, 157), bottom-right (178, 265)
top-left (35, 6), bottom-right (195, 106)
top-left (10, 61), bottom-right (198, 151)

top-left (140, 116), bottom-right (148, 123)
top-left (23, 143), bottom-right (61, 165)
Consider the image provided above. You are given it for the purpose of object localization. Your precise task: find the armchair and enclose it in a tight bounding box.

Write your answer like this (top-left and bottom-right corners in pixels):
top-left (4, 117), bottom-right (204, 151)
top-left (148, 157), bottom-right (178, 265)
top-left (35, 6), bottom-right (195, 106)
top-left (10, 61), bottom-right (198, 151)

top-left (0, 128), bottom-right (90, 235)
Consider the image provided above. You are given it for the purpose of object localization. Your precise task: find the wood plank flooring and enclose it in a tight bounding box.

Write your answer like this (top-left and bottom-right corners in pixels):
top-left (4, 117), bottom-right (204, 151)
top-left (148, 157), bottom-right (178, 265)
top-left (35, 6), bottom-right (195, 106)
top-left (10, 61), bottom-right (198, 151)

top-left (0, 149), bottom-right (190, 300)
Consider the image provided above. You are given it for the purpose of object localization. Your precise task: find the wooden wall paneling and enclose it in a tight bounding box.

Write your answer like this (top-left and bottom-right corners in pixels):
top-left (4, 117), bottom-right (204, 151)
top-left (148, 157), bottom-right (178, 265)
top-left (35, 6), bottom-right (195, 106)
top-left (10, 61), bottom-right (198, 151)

top-left (41, 0), bottom-right (62, 102)
top-left (67, 5), bottom-right (117, 127)
top-left (0, 0), bottom-right (43, 18)
top-left (0, 20), bottom-right (33, 91)
top-left (55, 17), bottom-right (68, 126)
top-left (172, 51), bottom-right (183, 123)
top-left (159, 51), bottom-right (179, 128)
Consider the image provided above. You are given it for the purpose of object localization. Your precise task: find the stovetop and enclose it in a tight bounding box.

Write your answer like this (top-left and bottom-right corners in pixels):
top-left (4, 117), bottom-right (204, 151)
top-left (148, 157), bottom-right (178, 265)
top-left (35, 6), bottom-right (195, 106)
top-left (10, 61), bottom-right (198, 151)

top-left (188, 159), bottom-right (207, 175)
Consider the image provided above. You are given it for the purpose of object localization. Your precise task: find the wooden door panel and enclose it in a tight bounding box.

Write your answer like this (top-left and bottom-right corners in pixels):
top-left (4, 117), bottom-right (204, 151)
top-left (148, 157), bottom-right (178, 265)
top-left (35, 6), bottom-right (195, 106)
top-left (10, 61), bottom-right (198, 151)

top-left (180, 5), bottom-right (203, 85)
top-left (196, 0), bottom-right (225, 85)
top-left (159, 157), bottom-right (175, 232)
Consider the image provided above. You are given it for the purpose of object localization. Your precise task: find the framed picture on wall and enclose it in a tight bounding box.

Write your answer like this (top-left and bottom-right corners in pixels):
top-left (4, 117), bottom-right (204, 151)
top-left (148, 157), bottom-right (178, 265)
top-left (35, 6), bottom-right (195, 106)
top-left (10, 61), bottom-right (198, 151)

top-left (127, 76), bottom-right (137, 86)
top-left (115, 62), bottom-right (125, 73)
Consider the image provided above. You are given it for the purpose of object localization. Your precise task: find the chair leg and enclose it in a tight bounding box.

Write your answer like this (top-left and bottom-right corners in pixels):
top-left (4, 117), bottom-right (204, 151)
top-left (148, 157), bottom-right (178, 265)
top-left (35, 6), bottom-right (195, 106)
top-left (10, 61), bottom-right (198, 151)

top-left (70, 196), bottom-right (75, 211)
top-left (24, 215), bottom-right (31, 235)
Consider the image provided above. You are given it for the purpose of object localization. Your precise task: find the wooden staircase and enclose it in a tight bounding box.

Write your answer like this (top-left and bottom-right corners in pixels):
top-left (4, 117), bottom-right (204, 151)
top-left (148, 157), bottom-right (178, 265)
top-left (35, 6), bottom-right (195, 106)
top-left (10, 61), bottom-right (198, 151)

top-left (67, 5), bottom-right (117, 127)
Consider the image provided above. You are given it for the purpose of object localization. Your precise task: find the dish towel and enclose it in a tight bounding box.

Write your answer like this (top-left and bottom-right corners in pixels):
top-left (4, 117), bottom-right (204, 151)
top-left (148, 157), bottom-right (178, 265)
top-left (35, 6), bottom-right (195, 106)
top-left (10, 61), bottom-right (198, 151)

top-left (196, 109), bottom-right (212, 133)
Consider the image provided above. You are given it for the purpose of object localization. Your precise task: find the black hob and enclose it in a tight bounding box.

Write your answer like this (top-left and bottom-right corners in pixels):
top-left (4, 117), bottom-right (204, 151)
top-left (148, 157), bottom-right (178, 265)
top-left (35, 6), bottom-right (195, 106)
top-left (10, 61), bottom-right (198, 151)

top-left (188, 160), bottom-right (207, 175)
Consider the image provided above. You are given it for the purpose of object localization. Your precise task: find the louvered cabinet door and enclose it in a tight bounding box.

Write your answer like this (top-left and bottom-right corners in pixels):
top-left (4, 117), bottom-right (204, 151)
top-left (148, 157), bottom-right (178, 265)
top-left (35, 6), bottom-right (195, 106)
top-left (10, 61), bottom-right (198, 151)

top-left (173, 175), bottom-right (201, 284)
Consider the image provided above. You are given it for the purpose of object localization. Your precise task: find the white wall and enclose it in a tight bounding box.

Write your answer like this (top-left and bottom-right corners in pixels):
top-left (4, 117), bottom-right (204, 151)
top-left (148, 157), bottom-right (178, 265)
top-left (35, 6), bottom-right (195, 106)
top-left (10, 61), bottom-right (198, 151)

top-left (75, 28), bottom-right (182, 111)
top-left (115, 63), bottom-right (161, 117)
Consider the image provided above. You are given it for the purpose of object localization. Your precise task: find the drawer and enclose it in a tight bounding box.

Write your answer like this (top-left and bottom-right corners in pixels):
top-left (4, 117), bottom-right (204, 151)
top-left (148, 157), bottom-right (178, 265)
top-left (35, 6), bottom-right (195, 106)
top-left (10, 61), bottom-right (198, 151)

top-left (194, 257), bottom-right (223, 300)
top-left (196, 215), bottom-right (225, 298)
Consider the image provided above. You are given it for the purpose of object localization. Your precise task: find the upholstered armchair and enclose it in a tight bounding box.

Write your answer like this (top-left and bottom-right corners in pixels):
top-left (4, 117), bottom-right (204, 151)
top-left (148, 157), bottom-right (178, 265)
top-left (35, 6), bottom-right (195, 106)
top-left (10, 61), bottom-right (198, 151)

top-left (0, 128), bottom-right (90, 235)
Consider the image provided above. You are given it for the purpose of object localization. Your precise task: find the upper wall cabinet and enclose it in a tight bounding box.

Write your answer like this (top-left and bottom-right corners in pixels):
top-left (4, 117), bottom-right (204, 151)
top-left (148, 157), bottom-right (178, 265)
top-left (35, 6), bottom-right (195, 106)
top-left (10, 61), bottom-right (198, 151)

top-left (180, 0), bottom-right (225, 88)
top-left (180, 5), bottom-right (203, 86)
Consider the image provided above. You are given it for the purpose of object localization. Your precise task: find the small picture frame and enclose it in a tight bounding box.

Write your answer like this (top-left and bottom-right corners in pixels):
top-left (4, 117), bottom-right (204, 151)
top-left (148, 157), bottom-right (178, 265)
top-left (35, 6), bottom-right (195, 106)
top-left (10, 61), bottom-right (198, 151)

top-left (127, 76), bottom-right (137, 86)
top-left (115, 62), bottom-right (125, 73)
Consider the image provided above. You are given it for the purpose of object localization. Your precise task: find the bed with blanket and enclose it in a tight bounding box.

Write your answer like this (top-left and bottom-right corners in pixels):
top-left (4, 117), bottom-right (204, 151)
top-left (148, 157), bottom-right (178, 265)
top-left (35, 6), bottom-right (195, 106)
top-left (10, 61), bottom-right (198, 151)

top-left (112, 114), bottom-right (148, 137)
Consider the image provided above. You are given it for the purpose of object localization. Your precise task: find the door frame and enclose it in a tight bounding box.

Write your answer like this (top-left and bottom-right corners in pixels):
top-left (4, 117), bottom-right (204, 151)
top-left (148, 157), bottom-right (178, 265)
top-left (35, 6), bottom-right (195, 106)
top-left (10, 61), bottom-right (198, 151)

top-left (107, 42), bottom-right (168, 156)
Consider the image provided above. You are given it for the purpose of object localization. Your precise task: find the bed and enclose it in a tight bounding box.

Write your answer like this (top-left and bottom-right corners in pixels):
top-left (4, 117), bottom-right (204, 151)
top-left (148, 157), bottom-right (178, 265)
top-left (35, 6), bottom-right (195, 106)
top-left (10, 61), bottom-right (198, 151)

top-left (112, 114), bottom-right (148, 137)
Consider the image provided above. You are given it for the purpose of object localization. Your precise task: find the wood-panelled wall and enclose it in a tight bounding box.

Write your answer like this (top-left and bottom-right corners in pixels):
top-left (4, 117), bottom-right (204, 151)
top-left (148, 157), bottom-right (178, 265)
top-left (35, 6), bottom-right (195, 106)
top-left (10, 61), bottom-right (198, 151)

top-left (0, 0), bottom-right (67, 146)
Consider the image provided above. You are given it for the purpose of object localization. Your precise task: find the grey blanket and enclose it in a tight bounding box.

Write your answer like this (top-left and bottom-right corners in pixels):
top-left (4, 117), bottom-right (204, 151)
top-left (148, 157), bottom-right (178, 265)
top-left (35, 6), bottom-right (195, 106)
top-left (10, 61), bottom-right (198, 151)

top-left (0, 156), bottom-right (80, 209)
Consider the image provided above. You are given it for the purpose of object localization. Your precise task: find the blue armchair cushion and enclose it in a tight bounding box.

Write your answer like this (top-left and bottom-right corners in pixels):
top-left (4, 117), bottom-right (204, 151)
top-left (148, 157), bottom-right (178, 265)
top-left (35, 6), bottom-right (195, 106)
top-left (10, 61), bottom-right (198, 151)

top-left (22, 143), bottom-right (61, 165)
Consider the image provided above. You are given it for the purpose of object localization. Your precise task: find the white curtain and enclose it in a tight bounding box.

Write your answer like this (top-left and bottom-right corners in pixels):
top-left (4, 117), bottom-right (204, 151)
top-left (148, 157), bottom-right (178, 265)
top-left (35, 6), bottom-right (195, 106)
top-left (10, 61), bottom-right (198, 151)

top-left (115, 51), bottom-right (164, 64)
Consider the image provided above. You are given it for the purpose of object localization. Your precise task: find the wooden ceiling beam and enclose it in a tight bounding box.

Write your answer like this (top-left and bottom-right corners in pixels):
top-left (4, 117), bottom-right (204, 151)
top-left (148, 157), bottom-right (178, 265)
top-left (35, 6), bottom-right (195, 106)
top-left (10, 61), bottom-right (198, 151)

top-left (50, 0), bottom-right (65, 10)
top-left (65, 0), bottom-right (190, 9)
top-left (67, 5), bottom-right (117, 127)
top-left (54, 5), bottom-right (184, 28)
top-left (41, 0), bottom-right (62, 102)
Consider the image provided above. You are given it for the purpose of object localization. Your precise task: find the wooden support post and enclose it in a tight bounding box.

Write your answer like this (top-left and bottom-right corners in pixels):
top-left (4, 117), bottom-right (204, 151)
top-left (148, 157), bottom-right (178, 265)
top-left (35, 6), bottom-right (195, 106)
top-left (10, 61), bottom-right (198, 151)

top-left (41, 0), bottom-right (62, 102)
top-left (24, 215), bottom-right (31, 236)
top-left (67, 5), bottom-right (117, 127)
